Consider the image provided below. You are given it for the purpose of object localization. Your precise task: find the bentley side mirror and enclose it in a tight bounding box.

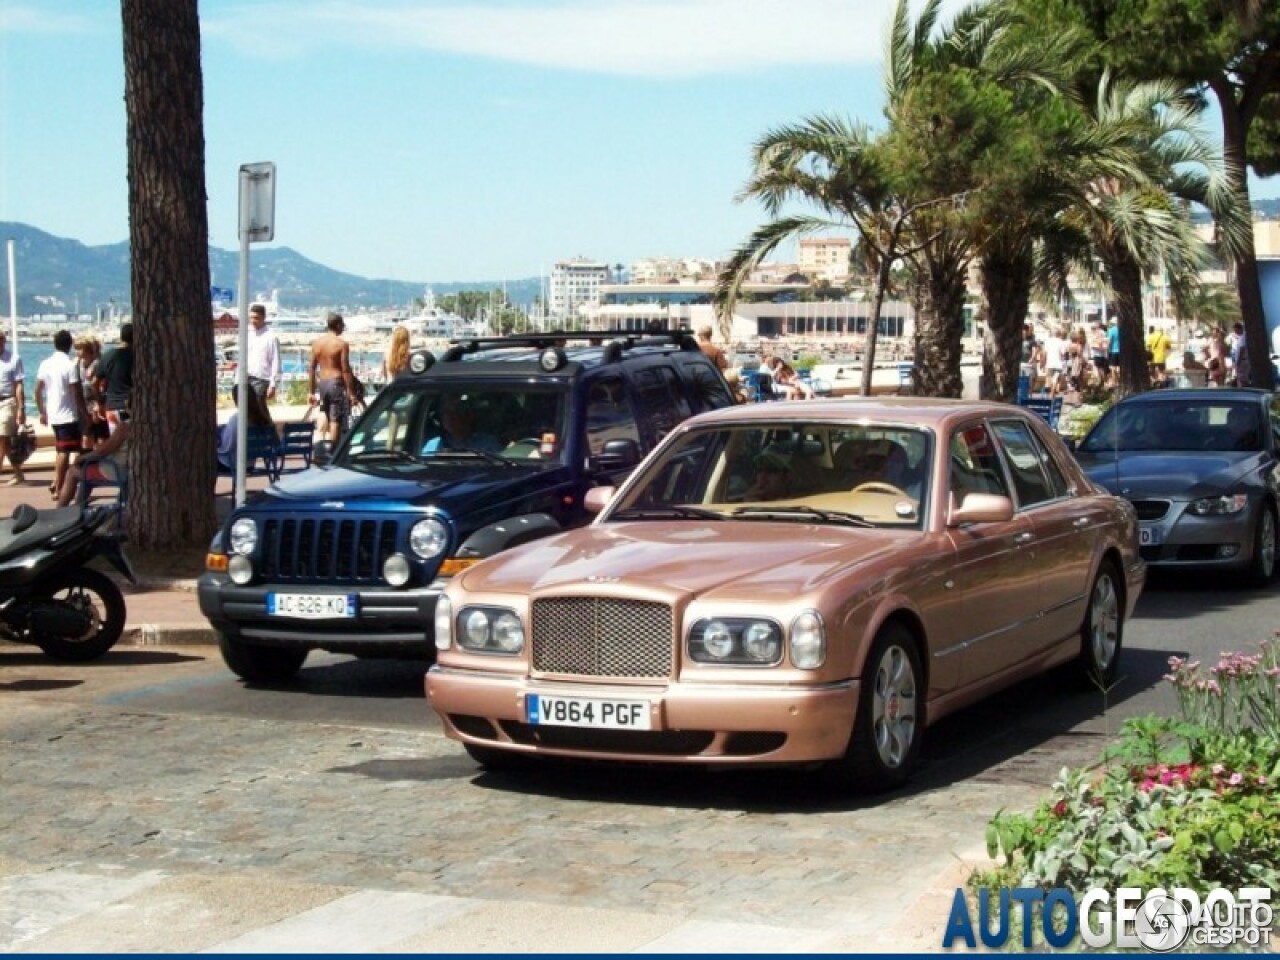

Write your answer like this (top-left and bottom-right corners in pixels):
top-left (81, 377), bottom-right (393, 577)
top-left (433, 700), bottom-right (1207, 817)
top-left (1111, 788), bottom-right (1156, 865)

top-left (584, 486), bottom-right (616, 514)
top-left (947, 493), bottom-right (1015, 527)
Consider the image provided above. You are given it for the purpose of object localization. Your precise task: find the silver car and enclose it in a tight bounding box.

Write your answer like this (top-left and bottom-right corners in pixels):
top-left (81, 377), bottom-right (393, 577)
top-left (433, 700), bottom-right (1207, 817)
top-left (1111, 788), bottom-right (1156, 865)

top-left (1075, 388), bottom-right (1279, 585)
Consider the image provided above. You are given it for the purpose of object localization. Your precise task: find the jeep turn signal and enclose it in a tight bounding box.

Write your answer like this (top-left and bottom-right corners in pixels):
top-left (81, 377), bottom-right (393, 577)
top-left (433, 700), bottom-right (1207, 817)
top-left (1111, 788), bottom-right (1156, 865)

top-left (206, 553), bottom-right (229, 572)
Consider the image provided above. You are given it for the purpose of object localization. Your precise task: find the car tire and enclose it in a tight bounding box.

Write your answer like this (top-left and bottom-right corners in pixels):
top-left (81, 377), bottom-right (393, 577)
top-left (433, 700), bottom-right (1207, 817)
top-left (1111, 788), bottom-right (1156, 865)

top-left (825, 622), bottom-right (923, 793)
top-left (1079, 561), bottom-right (1123, 688)
top-left (463, 742), bottom-right (526, 772)
top-left (219, 633), bottom-right (308, 683)
top-left (1247, 504), bottom-right (1277, 587)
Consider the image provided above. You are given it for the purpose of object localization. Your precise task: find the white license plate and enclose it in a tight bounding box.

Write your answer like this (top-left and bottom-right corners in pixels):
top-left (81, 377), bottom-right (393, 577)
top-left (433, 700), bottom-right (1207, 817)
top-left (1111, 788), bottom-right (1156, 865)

top-left (267, 593), bottom-right (357, 619)
top-left (1139, 526), bottom-right (1161, 546)
top-left (527, 694), bottom-right (651, 730)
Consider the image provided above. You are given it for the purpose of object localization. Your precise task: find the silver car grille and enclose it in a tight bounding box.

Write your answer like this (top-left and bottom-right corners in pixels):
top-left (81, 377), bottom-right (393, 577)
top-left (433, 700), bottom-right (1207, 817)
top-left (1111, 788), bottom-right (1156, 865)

top-left (530, 597), bottom-right (673, 678)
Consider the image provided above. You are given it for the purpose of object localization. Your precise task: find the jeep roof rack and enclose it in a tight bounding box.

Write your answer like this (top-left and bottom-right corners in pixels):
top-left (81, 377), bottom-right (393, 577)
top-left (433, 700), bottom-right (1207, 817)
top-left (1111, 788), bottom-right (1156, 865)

top-left (440, 328), bottom-right (698, 363)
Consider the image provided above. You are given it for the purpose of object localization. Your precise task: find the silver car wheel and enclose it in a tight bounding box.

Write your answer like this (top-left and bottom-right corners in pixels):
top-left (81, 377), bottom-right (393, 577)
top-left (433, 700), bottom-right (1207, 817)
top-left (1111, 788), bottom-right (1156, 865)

top-left (1089, 573), bottom-right (1120, 672)
top-left (871, 643), bottom-right (918, 770)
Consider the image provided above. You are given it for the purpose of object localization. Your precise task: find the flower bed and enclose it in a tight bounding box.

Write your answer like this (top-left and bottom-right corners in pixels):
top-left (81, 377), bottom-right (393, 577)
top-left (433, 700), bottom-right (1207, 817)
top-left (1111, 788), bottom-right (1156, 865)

top-left (971, 635), bottom-right (1280, 940)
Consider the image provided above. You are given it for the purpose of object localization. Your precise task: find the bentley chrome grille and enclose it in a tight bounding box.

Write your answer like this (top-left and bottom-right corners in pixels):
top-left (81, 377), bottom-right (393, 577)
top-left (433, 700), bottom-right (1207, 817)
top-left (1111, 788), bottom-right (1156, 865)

top-left (531, 598), bottom-right (673, 678)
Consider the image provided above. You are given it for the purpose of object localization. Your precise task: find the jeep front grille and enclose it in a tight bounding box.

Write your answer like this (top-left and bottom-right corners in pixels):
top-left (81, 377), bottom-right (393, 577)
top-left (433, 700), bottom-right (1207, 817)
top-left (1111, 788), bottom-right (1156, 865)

top-left (260, 516), bottom-right (400, 583)
top-left (531, 597), bottom-right (673, 678)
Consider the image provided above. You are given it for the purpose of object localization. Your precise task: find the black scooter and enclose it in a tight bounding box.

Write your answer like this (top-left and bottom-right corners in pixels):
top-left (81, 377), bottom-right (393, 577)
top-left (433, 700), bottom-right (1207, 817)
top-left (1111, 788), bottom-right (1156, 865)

top-left (0, 502), bottom-right (135, 661)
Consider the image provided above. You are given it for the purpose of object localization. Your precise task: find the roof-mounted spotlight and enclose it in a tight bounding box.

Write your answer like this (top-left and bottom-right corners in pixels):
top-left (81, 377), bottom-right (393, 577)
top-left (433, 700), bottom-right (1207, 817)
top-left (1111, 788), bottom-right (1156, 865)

top-left (408, 350), bottom-right (435, 374)
top-left (539, 347), bottom-right (568, 372)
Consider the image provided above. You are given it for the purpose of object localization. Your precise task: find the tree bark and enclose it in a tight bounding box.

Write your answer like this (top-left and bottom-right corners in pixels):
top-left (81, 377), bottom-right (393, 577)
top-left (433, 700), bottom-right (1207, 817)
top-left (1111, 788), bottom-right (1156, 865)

top-left (1103, 243), bottom-right (1151, 398)
top-left (912, 242), bottom-right (969, 398)
top-left (122, 0), bottom-right (217, 549)
top-left (979, 244), bottom-right (1033, 403)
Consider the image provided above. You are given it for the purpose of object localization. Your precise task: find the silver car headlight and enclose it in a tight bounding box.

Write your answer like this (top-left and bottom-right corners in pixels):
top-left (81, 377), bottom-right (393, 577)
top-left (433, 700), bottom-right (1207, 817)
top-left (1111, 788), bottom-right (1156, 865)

top-left (410, 517), bottom-right (449, 559)
top-left (1188, 494), bottom-right (1248, 516)
top-left (228, 517), bottom-right (258, 556)
top-left (434, 594), bottom-right (453, 651)
top-left (790, 610), bottom-right (826, 669)
top-left (457, 606), bottom-right (525, 654)
top-left (689, 618), bottom-right (782, 665)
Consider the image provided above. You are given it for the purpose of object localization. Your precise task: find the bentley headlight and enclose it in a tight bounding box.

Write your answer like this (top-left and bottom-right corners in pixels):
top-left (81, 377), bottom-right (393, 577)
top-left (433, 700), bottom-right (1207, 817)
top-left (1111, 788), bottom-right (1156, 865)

top-left (410, 517), bottom-right (449, 559)
top-left (434, 594), bottom-right (453, 651)
top-left (689, 618), bottom-right (782, 665)
top-left (790, 610), bottom-right (826, 669)
top-left (457, 606), bottom-right (524, 655)
top-left (228, 517), bottom-right (258, 556)
top-left (1188, 494), bottom-right (1248, 516)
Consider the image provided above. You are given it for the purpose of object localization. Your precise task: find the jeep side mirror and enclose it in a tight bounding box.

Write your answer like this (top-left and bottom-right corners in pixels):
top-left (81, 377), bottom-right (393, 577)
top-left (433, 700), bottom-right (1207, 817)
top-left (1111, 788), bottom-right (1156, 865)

top-left (592, 438), bottom-right (641, 472)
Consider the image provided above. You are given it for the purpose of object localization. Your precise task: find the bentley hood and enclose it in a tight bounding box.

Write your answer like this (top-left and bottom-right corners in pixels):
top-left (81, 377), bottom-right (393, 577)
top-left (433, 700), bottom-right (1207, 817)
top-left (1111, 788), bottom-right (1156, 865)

top-left (456, 521), bottom-right (918, 606)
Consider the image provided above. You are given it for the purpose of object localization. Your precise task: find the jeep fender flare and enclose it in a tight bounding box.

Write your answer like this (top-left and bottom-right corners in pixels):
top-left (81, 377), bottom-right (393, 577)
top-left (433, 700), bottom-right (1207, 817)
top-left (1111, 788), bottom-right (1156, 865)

top-left (455, 513), bottom-right (563, 559)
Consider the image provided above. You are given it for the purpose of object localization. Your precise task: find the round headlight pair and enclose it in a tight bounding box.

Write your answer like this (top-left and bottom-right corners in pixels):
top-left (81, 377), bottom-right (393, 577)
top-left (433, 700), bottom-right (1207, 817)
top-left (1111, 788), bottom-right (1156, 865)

top-left (691, 618), bottom-right (781, 665)
top-left (459, 606), bottom-right (525, 654)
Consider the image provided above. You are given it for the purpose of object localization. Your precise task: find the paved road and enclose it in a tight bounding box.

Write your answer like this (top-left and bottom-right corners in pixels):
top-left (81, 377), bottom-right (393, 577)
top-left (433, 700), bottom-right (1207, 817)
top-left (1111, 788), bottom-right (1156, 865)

top-left (1, 570), bottom-right (1275, 953)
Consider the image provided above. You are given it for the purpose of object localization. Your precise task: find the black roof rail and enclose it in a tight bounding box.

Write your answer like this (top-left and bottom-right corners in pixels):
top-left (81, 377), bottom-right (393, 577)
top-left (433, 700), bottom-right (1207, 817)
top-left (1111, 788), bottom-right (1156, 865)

top-left (440, 328), bottom-right (698, 363)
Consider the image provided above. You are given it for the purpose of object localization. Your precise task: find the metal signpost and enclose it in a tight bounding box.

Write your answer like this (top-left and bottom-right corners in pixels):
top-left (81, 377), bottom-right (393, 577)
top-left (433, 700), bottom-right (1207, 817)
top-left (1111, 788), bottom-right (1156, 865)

top-left (235, 162), bottom-right (276, 506)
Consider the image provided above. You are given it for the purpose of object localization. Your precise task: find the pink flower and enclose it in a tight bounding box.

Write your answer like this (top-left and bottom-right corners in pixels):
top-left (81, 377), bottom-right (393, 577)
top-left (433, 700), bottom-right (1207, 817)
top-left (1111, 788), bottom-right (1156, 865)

top-left (1228, 772), bottom-right (1244, 786)
top-left (1258, 777), bottom-right (1268, 786)
top-left (1213, 763), bottom-right (1226, 775)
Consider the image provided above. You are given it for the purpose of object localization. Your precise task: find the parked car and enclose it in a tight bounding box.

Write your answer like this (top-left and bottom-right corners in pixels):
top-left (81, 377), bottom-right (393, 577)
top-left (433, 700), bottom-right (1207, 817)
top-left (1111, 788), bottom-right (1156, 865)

top-left (199, 330), bottom-right (736, 682)
top-left (1074, 388), bottom-right (1278, 586)
top-left (426, 398), bottom-right (1145, 791)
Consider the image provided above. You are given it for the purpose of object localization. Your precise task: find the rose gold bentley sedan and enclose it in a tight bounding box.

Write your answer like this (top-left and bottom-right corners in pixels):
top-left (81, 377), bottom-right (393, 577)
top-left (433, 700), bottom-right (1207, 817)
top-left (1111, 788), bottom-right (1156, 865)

top-left (426, 398), bottom-right (1145, 790)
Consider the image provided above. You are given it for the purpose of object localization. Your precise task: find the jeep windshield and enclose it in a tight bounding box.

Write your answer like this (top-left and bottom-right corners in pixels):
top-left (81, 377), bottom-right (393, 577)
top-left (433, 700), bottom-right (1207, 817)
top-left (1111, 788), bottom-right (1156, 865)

top-left (606, 421), bottom-right (931, 529)
top-left (336, 383), bottom-right (570, 473)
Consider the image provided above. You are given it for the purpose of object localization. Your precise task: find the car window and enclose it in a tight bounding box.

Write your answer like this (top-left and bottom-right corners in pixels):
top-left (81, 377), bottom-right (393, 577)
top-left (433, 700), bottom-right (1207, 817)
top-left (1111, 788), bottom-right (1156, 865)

top-left (1081, 399), bottom-right (1263, 453)
top-left (680, 358), bottom-right (735, 412)
top-left (584, 375), bottom-right (640, 456)
top-left (949, 422), bottom-right (1011, 503)
top-left (630, 365), bottom-right (693, 446)
top-left (990, 419), bottom-right (1057, 507)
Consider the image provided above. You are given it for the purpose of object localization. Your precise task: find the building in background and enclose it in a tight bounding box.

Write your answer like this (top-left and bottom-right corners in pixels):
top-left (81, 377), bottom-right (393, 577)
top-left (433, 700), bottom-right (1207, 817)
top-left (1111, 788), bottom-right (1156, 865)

top-left (549, 258), bottom-right (611, 321)
top-left (798, 237), bottom-right (852, 284)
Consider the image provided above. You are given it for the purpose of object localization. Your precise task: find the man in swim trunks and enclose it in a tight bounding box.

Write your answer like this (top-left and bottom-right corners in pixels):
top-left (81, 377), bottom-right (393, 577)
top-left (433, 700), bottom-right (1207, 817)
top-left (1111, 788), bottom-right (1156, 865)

top-left (307, 311), bottom-right (357, 444)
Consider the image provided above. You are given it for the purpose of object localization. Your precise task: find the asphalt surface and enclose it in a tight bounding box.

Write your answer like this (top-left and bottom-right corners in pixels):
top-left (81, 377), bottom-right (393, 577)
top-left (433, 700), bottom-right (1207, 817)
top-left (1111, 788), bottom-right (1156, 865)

top-left (2, 454), bottom-right (1278, 952)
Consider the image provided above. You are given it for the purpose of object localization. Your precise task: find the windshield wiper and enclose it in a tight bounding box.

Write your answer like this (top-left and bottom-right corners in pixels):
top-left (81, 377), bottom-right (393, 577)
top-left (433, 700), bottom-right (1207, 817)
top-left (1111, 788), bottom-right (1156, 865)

top-left (730, 505), bottom-right (874, 527)
top-left (345, 449), bottom-right (424, 465)
top-left (611, 505), bottom-right (726, 521)
top-left (427, 447), bottom-right (520, 467)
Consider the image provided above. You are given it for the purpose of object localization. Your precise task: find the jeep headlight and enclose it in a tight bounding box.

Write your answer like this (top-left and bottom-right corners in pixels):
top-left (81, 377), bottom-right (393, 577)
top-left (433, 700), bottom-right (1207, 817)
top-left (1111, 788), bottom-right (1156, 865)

top-left (689, 618), bottom-right (782, 665)
top-left (228, 517), bottom-right (258, 556)
top-left (458, 606), bottom-right (525, 654)
top-left (790, 610), bottom-right (826, 669)
top-left (1188, 494), bottom-right (1248, 516)
top-left (410, 517), bottom-right (449, 559)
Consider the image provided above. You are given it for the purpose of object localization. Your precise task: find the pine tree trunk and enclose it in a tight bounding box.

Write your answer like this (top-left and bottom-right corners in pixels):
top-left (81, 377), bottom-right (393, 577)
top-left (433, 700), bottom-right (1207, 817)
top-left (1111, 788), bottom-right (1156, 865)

top-left (912, 245), bottom-right (968, 398)
top-left (979, 245), bottom-right (1032, 402)
top-left (122, 0), bottom-right (217, 549)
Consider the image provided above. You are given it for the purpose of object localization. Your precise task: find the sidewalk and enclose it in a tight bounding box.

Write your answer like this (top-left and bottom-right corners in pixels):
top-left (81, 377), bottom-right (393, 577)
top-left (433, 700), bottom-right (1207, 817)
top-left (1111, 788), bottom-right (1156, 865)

top-left (0, 418), bottom-right (301, 647)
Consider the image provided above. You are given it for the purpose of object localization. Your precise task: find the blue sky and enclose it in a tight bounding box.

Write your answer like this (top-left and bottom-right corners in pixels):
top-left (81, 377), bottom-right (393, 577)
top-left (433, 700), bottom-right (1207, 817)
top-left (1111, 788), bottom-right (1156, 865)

top-left (2, 0), bottom-right (1276, 288)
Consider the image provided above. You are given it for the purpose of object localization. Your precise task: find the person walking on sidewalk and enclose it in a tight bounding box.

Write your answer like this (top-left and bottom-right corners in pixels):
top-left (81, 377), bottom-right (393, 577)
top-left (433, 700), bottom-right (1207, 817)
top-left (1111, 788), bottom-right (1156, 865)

top-left (35, 330), bottom-right (90, 499)
top-left (307, 312), bottom-right (357, 445)
top-left (246, 303), bottom-right (282, 402)
top-left (95, 322), bottom-right (134, 435)
top-left (0, 330), bottom-right (27, 486)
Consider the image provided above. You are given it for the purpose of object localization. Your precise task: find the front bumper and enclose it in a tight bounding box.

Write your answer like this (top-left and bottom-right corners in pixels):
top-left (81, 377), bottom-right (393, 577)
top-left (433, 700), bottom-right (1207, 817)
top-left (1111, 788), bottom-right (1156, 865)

top-left (1137, 502), bottom-right (1258, 570)
top-left (426, 666), bottom-right (859, 766)
top-left (198, 573), bottom-right (440, 650)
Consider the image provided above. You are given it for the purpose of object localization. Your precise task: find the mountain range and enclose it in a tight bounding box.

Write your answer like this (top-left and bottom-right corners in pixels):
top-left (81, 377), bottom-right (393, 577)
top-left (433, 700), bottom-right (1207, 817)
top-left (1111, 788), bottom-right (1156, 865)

top-left (0, 222), bottom-right (542, 317)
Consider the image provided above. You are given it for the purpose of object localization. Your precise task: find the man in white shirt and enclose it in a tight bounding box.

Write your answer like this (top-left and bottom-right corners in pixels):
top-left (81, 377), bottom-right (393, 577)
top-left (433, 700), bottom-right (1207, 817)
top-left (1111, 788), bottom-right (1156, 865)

top-left (246, 303), bottom-right (282, 401)
top-left (36, 329), bottom-right (90, 498)
top-left (0, 329), bottom-right (27, 486)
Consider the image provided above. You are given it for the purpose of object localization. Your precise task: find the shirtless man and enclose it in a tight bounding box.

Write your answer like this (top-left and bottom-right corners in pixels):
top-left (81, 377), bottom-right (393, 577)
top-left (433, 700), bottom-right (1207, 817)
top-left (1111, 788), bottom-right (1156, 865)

top-left (307, 311), bottom-right (356, 444)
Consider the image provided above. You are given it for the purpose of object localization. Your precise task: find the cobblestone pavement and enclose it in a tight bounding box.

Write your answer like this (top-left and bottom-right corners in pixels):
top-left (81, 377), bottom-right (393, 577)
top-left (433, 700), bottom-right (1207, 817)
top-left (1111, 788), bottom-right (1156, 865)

top-left (0, 645), bottom-right (1052, 953)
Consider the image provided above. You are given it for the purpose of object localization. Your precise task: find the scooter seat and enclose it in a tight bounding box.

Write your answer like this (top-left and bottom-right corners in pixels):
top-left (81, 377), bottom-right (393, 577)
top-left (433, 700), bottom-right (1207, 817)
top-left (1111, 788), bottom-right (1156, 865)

top-left (0, 505), bottom-right (84, 564)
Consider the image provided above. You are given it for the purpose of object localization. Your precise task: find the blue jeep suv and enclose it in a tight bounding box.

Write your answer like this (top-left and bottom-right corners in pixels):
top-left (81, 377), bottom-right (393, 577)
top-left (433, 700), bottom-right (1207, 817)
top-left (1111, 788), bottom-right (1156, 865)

top-left (198, 330), bottom-right (735, 681)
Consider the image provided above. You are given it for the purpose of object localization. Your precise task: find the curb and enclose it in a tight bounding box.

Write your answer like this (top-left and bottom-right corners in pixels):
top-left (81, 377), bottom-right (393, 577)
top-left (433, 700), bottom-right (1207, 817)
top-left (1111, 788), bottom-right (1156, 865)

top-left (123, 624), bottom-right (217, 646)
